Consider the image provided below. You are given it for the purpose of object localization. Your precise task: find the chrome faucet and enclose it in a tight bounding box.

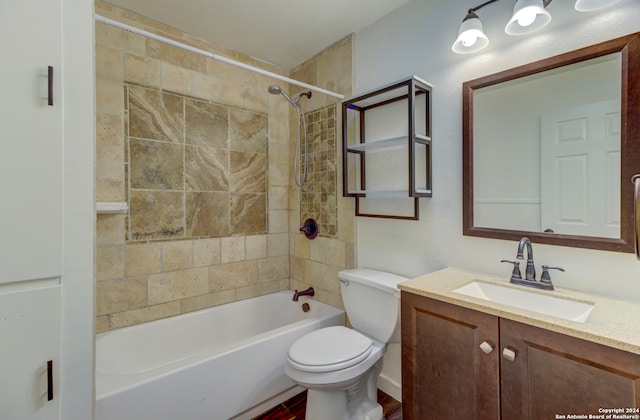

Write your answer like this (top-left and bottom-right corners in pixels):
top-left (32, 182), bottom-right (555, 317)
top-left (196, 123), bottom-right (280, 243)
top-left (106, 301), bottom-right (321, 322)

top-left (293, 287), bottom-right (315, 301)
top-left (500, 237), bottom-right (562, 291)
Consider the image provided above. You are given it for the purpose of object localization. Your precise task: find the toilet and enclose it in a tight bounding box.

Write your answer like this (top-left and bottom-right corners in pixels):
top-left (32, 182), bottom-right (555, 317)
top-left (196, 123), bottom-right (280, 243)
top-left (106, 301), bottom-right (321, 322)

top-left (285, 268), bottom-right (407, 420)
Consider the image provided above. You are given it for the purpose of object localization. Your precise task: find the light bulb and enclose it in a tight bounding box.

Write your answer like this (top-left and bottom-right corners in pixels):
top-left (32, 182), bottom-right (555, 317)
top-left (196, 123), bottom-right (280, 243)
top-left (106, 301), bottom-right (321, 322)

top-left (517, 9), bottom-right (537, 26)
top-left (461, 33), bottom-right (478, 47)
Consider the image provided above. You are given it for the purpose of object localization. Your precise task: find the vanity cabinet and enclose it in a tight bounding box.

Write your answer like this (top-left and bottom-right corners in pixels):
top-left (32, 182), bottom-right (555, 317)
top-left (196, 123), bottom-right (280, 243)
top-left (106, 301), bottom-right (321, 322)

top-left (342, 76), bottom-right (432, 220)
top-left (401, 292), bottom-right (640, 419)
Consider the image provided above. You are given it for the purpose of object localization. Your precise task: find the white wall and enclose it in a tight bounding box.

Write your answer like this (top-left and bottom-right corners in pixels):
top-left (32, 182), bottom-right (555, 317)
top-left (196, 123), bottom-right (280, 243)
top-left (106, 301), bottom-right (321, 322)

top-left (354, 0), bottom-right (640, 401)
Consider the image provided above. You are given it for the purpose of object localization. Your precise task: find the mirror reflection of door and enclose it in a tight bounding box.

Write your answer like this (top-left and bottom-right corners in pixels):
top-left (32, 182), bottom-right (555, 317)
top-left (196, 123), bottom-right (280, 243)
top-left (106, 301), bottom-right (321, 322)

top-left (541, 100), bottom-right (620, 238)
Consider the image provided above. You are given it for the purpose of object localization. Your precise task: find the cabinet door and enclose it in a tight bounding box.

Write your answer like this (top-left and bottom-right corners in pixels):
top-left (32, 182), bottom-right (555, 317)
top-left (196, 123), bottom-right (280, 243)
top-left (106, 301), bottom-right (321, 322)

top-left (0, 0), bottom-right (63, 283)
top-left (401, 292), bottom-right (500, 419)
top-left (0, 285), bottom-right (61, 419)
top-left (500, 318), bottom-right (640, 419)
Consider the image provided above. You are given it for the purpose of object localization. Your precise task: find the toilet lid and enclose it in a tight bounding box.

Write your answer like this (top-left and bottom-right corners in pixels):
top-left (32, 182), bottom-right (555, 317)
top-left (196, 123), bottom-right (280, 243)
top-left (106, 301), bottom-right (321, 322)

top-left (288, 326), bottom-right (373, 373)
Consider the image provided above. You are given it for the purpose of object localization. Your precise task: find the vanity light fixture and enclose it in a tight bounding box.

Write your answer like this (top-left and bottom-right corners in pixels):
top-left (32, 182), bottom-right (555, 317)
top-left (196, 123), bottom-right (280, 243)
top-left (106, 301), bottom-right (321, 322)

top-left (451, 0), bottom-right (497, 54)
top-left (574, 0), bottom-right (621, 12)
top-left (505, 0), bottom-right (552, 35)
top-left (453, 0), bottom-right (622, 54)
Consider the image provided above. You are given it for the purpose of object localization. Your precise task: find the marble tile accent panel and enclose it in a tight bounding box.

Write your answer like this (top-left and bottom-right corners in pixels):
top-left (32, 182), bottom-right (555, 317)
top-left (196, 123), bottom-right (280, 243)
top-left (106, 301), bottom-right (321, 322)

top-left (230, 193), bottom-right (267, 235)
top-left (129, 138), bottom-right (184, 190)
top-left (185, 192), bottom-right (230, 237)
top-left (185, 145), bottom-right (229, 191)
top-left (300, 105), bottom-right (337, 238)
top-left (129, 190), bottom-right (185, 240)
top-left (185, 99), bottom-right (229, 148)
top-left (128, 85), bottom-right (184, 142)
top-left (230, 109), bottom-right (267, 153)
top-left (230, 150), bottom-right (267, 193)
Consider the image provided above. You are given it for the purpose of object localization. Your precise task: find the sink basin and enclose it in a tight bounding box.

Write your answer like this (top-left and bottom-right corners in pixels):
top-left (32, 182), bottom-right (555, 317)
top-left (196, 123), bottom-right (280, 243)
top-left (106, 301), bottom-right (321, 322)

top-left (453, 281), bottom-right (594, 323)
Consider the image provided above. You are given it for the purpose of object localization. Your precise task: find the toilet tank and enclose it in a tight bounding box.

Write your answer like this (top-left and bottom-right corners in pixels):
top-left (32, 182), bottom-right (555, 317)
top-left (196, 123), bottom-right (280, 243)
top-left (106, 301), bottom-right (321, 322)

top-left (338, 269), bottom-right (408, 344)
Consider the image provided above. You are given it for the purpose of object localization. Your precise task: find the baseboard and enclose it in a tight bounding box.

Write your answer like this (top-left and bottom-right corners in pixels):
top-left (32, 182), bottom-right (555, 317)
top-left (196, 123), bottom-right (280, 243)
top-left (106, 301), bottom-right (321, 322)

top-left (377, 373), bottom-right (402, 402)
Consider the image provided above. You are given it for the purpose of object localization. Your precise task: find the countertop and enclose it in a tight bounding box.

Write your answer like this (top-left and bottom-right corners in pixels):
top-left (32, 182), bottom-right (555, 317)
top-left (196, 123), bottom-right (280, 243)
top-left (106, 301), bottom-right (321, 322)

top-left (398, 267), bottom-right (640, 355)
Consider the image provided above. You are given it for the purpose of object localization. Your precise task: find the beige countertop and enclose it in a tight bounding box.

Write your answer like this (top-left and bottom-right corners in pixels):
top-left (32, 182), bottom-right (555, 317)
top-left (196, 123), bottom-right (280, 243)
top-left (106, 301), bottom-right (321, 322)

top-left (399, 267), bottom-right (640, 355)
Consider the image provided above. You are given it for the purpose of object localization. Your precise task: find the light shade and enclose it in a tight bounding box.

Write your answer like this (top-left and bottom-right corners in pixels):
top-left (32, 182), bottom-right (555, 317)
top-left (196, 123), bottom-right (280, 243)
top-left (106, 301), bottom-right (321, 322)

top-left (505, 0), bottom-right (551, 35)
top-left (452, 12), bottom-right (489, 54)
top-left (575, 0), bottom-right (621, 11)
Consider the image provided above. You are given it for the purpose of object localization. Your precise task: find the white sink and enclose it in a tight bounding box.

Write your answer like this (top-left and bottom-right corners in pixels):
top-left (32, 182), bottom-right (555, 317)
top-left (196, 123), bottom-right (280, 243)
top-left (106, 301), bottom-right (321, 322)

top-left (453, 281), bottom-right (594, 323)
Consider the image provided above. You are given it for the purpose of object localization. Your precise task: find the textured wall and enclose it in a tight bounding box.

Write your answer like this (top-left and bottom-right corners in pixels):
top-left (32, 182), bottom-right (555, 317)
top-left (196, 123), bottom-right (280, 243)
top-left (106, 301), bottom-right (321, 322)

top-left (353, 0), bottom-right (640, 401)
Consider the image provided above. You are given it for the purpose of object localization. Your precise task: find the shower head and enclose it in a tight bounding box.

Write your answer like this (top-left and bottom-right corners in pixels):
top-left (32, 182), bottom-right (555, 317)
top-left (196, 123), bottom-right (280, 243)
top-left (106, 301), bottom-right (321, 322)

top-left (268, 85), bottom-right (312, 108)
top-left (268, 85), bottom-right (282, 95)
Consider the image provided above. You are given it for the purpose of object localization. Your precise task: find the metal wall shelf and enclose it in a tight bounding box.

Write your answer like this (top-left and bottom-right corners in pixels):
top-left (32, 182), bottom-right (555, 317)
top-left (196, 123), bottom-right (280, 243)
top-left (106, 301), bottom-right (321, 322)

top-left (342, 76), bottom-right (433, 220)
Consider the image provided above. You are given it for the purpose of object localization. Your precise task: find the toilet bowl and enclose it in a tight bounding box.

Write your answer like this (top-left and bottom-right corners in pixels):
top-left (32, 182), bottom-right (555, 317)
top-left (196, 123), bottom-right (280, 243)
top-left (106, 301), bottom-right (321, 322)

top-left (285, 269), bottom-right (407, 420)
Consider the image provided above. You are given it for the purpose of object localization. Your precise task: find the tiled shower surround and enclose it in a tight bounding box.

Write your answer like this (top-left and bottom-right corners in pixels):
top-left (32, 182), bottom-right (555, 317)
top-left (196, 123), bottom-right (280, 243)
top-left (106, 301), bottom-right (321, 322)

top-left (126, 84), bottom-right (268, 240)
top-left (95, 0), bottom-right (354, 332)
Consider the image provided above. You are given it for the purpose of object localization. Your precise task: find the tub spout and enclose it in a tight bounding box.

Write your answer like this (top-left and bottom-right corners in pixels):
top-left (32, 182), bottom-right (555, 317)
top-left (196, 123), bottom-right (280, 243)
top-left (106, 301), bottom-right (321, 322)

top-left (293, 287), bottom-right (314, 301)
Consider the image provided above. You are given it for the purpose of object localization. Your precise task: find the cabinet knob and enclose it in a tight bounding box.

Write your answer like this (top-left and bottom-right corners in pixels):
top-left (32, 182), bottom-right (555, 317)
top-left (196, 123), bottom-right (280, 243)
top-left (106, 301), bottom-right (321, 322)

top-left (502, 347), bottom-right (517, 362)
top-left (479, 340), bottom-right (494, 354)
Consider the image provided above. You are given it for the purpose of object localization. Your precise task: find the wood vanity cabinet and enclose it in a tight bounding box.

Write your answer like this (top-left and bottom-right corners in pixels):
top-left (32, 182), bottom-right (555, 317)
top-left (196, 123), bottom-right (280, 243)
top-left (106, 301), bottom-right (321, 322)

top-left (401, 291), bottom-right (640, 420)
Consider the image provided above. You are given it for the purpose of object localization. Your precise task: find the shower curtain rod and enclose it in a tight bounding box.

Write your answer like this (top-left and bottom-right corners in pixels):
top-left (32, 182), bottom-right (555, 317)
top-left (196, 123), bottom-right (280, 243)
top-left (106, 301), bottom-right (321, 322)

top-left (95, 15), bottom-right (345, 100)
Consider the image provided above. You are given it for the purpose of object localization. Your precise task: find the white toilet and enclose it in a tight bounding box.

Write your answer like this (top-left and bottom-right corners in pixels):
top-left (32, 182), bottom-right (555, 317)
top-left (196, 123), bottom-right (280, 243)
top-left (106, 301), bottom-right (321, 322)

top-left (285, 268), bottom-right (407, 420)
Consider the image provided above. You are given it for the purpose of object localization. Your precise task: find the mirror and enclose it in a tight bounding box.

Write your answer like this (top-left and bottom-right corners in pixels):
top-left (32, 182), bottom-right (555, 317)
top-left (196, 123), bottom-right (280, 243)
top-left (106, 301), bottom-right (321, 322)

top-left (463, 32), bottom-right (640, 252)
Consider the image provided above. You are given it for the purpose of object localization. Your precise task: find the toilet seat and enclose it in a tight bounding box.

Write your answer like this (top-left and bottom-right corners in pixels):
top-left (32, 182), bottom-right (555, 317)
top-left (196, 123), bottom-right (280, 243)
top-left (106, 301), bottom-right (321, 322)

top-left (287, 326), bottom-right (372, 373)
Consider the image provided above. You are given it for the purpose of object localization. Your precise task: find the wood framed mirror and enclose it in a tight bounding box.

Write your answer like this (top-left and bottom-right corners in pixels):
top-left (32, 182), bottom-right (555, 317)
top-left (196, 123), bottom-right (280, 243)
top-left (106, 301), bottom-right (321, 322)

top-left (463, 32), bottom-right (640, 252)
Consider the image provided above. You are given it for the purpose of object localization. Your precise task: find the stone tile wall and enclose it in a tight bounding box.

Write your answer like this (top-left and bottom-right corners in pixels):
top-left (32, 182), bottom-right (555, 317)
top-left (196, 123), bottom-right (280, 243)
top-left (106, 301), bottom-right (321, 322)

top-left (95, 0), bottom-right (291, 332)
top-left (95, 0), bottom-right (355, 331)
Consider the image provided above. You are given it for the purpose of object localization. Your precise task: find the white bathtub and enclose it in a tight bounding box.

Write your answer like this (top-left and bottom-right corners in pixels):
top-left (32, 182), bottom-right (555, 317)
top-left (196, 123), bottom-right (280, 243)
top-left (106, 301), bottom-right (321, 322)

top-left (95, 291), bottom-right (345, 420)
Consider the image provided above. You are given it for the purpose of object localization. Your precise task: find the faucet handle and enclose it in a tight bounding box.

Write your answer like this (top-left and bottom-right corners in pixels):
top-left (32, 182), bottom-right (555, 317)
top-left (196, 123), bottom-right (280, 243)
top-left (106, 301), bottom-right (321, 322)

top-left (501, 259), bottom-right (522, 281)
top-left (540, 265), bottom-right (564, 288)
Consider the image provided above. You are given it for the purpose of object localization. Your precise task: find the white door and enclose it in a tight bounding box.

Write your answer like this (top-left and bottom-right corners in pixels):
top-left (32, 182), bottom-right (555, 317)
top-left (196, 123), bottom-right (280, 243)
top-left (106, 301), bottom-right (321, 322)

top-left (0, 0), bottom-right (63, 283)
top-left (540, 100), bottom-right (620, 238)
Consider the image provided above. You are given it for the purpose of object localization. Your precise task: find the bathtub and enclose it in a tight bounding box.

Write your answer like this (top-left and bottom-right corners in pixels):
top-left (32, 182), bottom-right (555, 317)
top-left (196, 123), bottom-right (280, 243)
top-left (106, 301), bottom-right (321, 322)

top-left (95, 291), bottom-right (345, 420)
